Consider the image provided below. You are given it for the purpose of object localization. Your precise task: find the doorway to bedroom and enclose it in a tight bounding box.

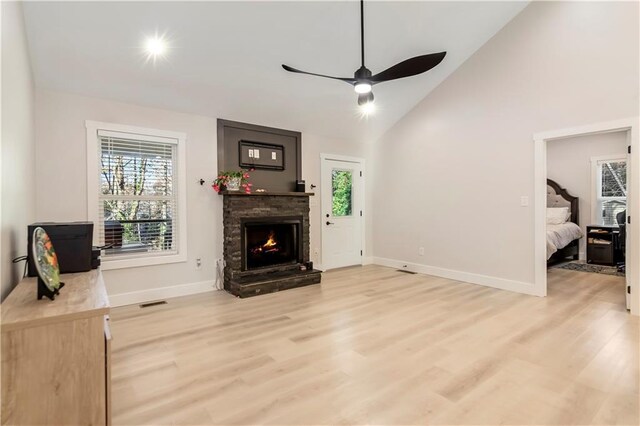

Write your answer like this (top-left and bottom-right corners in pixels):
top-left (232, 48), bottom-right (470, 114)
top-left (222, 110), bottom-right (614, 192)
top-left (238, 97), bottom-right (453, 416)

top-left (534, 119), bottom-right (638, 314)
top-left (546, 131), bottom-right (628, 306)
top-left (546, 131), bottom-right (627, 266)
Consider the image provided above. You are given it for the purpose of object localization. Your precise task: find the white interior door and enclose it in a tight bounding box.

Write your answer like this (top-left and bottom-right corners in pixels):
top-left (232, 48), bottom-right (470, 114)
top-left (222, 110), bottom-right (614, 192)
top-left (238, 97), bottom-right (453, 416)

top-left (625, 142), bottom-right (631, 310)
top-left (321, 156), bottom-right (363, 270)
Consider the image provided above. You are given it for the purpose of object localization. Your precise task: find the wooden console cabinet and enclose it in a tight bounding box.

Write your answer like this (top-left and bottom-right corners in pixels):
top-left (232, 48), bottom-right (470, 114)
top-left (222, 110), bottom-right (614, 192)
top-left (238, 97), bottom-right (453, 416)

top-left (1, 270), bottom-right (111, 425)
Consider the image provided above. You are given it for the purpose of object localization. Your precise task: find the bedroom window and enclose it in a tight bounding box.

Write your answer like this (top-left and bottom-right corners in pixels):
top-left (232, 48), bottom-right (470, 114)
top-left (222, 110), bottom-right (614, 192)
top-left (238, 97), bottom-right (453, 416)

top-left (86, 121), bottom-right (187, 270)
top-left (594, 158), bottom-right (627, 227)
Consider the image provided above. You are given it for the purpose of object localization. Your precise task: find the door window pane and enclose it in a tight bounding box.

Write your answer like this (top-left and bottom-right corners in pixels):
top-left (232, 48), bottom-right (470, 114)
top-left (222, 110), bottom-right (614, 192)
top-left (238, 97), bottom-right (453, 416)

top-left (332, 169), bottom-right (353, 216)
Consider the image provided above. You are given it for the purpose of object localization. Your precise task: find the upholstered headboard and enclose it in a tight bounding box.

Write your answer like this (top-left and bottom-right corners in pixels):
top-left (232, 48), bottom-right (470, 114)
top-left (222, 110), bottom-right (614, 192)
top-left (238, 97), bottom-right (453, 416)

top-left (547, 179), bottom-right (579, 225)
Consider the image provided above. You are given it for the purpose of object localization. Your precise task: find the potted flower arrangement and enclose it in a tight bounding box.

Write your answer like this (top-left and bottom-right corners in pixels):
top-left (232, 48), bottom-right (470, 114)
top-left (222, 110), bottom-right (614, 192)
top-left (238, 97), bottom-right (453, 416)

top-left (213, 170), bottom-right (253, 194)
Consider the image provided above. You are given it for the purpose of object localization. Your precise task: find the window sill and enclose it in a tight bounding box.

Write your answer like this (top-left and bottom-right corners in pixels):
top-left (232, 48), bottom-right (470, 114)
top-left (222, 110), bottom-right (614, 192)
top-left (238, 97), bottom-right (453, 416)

top-left (100, 252), bottom-right (187, 270)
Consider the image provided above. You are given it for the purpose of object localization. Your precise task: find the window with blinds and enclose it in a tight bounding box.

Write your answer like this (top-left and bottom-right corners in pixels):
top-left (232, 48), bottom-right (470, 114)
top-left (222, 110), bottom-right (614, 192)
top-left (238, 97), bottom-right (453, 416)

top-left (98, 130), bottom-right (179, 258)
top-left (595, 158), bottom-right (627, 226)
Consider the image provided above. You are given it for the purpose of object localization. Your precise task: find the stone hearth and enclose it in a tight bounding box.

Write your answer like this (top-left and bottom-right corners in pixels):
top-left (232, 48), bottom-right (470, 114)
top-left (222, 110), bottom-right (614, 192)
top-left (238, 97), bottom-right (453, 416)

top-left (222, 191), bottom-right (321, 298)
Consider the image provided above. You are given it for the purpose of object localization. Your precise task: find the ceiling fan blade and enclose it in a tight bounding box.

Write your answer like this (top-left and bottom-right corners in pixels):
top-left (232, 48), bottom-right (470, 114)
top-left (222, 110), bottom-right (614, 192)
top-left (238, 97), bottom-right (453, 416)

top-left (282, 64), bottom-right (356, 84)
top-left (369, 52), bottom-right (446, 83)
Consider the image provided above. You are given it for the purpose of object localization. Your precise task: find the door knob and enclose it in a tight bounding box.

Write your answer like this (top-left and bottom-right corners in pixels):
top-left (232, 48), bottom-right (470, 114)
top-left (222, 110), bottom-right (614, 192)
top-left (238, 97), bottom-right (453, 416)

top-left (326, 221), bottom-right (335, 225)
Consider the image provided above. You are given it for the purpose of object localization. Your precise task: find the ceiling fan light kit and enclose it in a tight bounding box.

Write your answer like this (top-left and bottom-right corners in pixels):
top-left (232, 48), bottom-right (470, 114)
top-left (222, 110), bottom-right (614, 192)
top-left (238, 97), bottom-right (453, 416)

top-left (357, 92), bottom-right (374, 106)
top-left (354, 82), bottom-right (372, 94)
top-left (282, 0), bottom-right (447, 112)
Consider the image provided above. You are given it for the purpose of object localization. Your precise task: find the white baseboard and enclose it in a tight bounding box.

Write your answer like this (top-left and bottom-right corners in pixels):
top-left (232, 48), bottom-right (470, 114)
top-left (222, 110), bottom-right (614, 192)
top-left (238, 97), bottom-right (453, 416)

top-left (108, 280), bottom-right (218, 307)
top-left (372, 257), bottom-right (541, 296)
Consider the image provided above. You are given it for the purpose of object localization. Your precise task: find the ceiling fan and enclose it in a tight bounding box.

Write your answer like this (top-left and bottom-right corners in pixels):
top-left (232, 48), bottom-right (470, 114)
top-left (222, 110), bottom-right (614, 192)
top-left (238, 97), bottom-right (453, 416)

top-left (282, 0), bottom-right (447, 111)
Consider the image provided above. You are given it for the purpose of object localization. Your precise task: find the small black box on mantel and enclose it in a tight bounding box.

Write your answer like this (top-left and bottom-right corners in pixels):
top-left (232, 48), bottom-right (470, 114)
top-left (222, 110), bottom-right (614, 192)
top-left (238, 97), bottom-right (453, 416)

top-left (296, 180), bottom-right (306, 192)
top-left (27, 222), bottom-right (95, 276)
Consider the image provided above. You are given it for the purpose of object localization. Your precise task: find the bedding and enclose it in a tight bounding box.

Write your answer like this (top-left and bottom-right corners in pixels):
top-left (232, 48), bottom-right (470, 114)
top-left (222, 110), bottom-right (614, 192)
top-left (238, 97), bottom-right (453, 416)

top-left (547, 207), bottom-right (570, 224)
top-left (547, 222), bottom-right (583, 260)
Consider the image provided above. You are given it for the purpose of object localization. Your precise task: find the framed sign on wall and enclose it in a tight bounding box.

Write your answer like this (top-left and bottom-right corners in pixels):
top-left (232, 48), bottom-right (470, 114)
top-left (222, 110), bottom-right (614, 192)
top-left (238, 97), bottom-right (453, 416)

top-left (239, 140), bottom-right (285, 171)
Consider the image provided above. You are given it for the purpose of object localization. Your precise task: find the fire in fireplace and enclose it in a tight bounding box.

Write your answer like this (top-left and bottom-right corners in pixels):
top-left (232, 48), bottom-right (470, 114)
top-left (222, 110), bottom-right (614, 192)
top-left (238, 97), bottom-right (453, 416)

top-left (249, 231), bottom-right (279, 256)
top-left (242, 217), bottom-right (302, 270)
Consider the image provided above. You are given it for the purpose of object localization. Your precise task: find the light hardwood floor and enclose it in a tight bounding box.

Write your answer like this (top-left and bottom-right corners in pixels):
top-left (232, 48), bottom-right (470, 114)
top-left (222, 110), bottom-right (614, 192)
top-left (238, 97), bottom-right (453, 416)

top-left (110, 265), bottom-right (638, 425)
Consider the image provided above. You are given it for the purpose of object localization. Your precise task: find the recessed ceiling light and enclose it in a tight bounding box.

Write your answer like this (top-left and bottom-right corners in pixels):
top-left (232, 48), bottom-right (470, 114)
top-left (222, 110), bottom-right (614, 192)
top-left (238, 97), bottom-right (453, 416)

top-left (145, 35), bottom-right (167, 58)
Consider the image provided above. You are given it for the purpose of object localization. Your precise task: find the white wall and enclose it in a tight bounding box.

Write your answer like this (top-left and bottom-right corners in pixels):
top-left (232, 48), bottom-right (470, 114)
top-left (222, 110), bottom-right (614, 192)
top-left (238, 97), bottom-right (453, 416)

top-left (371, 1), bottom-right (639, 290)
top-left (1, 2), bottom-right (36, 300)
top-left (547, 131), bottom-right (628, 257)
top-left (34, 89), bottom-right (371, 303)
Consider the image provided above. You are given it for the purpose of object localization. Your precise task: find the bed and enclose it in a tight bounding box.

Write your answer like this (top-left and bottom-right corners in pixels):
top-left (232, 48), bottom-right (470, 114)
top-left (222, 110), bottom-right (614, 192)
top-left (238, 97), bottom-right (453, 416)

top-left (546, 179), bottom-right (583, 262)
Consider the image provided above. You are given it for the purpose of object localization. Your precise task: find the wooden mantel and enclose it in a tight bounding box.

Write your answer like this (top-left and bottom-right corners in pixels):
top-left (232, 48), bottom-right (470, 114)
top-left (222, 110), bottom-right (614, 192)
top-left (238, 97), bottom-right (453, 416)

top-left (219, 191), bottom-right (315, 197)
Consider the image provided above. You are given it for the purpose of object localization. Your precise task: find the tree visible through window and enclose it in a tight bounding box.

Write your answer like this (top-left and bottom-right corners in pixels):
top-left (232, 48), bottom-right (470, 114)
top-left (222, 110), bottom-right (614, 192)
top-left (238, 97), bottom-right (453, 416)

top-left (332, 169), bottom-right (353, 216)
top-left (597, 159), bottom-right (626, 226)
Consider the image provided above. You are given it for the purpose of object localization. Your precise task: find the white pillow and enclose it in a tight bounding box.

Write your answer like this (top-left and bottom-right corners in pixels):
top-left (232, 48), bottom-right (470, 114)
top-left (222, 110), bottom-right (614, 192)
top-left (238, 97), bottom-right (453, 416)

top-left (547, 207), bottom-right (570, 225)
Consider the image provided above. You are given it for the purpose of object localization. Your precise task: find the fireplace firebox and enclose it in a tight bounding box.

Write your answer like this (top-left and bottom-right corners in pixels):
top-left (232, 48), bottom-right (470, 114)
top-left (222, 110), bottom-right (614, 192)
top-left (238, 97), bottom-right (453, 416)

top-left (241, 217), bottom-right (302, 271)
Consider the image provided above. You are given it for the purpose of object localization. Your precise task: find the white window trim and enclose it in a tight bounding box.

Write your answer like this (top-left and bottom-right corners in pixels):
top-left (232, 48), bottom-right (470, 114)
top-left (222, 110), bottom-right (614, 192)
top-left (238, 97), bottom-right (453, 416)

top-left (86, 120), bottom-right (188, 270)
top-left (590, 154), bottom-right (627, 225)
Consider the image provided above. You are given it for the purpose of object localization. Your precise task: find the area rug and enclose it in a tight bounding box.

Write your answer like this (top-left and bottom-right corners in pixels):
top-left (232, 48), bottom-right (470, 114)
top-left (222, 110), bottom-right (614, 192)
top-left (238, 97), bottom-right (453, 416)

top-left (553, 260), bottom-right (625, 277)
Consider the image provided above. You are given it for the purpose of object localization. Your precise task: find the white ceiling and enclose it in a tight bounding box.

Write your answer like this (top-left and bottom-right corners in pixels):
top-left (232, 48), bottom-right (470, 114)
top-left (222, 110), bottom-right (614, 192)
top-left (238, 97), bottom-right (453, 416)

top-left (23, 1), bottom-right (528, 142)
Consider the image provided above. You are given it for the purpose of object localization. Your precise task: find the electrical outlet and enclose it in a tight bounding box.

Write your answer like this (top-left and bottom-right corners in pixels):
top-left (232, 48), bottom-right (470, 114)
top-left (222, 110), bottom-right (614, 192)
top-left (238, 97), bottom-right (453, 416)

top-left (418, 247), bottom-right (425, 256)
top-left (520, 196), bottom-right (529, 207)
top-left (196, 258), bottom-right (202, 270)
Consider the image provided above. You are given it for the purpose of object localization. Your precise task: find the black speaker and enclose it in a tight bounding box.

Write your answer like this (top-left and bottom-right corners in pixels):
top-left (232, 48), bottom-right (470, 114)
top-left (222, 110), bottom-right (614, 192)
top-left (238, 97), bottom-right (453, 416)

top-left (28, 222), bottom-right (95, 276)
top-left (296, 180), bottom-right (306, 192)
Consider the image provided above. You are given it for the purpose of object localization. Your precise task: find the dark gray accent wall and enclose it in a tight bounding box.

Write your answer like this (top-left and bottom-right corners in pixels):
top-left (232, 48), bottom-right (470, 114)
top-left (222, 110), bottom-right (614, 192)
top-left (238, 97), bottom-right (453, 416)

top-left (217, 119), bottom-right (302, 192)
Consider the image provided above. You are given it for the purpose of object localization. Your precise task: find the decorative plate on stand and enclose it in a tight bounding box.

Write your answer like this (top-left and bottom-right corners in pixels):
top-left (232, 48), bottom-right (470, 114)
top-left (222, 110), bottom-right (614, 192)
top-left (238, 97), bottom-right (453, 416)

top-left (32, 227), bottom-right (64, 299)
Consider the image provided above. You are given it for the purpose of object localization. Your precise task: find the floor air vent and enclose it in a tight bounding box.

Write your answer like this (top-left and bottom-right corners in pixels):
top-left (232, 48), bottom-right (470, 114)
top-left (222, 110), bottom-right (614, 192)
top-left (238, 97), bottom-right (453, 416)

top-left (139, 300), bottom-right (167, 308)
top-left (397, 270), bottom-right (417, 274)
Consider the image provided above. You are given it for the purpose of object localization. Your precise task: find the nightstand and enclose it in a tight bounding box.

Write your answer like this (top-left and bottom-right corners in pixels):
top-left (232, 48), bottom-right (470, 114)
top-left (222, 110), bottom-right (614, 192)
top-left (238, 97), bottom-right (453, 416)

top-left (586, 225), bottom-right (620, 266)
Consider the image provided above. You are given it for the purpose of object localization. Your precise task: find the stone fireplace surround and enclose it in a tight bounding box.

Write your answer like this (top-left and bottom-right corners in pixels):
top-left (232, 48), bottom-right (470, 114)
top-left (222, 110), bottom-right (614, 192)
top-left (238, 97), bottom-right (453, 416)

top-left (222, 191), bottom-right (321, 297)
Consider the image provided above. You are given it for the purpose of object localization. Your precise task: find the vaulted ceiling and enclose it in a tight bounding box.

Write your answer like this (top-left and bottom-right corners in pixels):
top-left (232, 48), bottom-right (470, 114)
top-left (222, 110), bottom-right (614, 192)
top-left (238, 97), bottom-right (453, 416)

top-left (23, 1), bottom-right (528, 142)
